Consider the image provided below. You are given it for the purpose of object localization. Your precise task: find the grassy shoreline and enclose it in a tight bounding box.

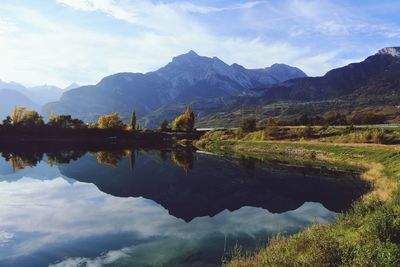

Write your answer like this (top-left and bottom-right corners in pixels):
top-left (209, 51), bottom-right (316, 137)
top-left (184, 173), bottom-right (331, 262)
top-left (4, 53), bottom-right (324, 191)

top-left (196, 134), bottom-right (400, 266)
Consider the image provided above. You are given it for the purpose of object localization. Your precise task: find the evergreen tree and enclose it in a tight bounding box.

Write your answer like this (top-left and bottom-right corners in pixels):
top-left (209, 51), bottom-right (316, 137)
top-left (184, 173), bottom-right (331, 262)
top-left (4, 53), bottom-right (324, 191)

top-left (130, 111), bottom-right (136, 130)
top-left (185, 106), bottom-right (195, 131)
top-left (160, 119), bottom-right (169, 131)
top-left (2, 116), bottom-right (12, 126)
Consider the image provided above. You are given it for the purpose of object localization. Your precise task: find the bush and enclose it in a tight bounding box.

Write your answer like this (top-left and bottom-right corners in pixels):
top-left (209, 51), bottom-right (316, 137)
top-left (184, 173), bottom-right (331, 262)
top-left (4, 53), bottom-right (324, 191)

top-left (371, 129), bottom-right (385, 144)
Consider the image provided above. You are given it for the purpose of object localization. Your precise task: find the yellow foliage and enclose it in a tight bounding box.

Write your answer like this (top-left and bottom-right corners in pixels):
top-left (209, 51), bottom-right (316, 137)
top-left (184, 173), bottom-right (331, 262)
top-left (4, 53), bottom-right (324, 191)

top-left (172, 105), bottom-right (195, 131)
top-left (98, 112), bottom-right (125, 129)
top-left (11, 106), bottom-right (27, 123)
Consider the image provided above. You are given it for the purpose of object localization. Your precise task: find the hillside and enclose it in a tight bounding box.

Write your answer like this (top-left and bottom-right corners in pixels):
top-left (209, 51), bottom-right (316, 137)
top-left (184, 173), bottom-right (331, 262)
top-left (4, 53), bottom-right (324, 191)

top-left (252, 47), bottom-right (400, 102)
top-left (189, 47), bottom-right (400, 127)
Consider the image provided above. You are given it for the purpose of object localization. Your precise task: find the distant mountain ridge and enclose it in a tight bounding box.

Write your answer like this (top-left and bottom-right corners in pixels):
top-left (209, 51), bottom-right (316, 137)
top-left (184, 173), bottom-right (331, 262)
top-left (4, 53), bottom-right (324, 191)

top-left (253, 46), bottom-right (400, 102)
top-left (0, 80), bottom-right (78, 118)
top-left (3, 47), bottom-right (399, 126)
top-left (0, 80), bottom-right (64, 104)
top-left (42, 51), bottom-right (307, 121)
top-left (0, 89), bottom-right (40, 118)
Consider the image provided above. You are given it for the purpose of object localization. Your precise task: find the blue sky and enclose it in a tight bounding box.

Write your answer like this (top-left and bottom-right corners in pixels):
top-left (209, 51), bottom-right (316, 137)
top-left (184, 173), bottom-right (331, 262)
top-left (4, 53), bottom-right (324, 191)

top-left (0, 0), bottom-right (399, 87)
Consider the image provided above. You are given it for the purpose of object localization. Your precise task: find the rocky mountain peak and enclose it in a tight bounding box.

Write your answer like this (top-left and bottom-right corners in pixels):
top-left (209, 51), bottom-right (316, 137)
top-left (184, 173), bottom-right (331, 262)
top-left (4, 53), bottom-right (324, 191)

top-left (231, 63), bottom-right (245, 69)
top-left (186, 50), bottom-right (199, 56)
top-left (171, 50), bottom-right (201, 63)
top-left (43, 51), bottom-right (307, 123)
top-left (377, 47), bottom-right (400, 58)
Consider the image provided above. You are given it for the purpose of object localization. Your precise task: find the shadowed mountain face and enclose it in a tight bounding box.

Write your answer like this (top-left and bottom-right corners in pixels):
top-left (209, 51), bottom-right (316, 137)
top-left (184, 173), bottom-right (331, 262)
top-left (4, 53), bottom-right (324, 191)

top-left (144, 47), bottom-right (400, 127)
top-left (42, 51), bottom-right (306, 121)
top-left (248, 47), bottom-right (400, 101)
top-left (0, 147), bottom-right (367, 222)
top-left (141, 47), bottom-right (400, 127)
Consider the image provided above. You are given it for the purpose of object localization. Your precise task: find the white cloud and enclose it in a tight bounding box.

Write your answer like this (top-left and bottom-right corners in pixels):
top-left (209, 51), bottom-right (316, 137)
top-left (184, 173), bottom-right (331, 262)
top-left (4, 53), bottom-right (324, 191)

top-left (0, 176), bottom-right (333, 261)
top-left (0, 0), bottom-right (398, 86)
top-left (49, 199), bottom-right (332, 267)
top-left (0, 231), bottom-right (14, 247)
top-left (174, 1), bottom-right (264, 14)
top-left (0, 18), bottom-right (18, 34)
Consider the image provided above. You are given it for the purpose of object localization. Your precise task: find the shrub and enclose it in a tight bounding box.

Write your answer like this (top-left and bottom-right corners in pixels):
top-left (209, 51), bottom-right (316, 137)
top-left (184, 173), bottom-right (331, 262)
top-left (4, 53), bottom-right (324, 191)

top-left (371, 129), bottom-right (385, 144)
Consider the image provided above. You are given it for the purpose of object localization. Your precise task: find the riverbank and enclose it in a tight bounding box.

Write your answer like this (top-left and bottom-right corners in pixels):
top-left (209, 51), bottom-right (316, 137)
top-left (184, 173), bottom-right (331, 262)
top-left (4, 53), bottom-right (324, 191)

top-left (0, 127), bottom-right (203, 145)
top-left (195, 132), bottom-right (400, 266)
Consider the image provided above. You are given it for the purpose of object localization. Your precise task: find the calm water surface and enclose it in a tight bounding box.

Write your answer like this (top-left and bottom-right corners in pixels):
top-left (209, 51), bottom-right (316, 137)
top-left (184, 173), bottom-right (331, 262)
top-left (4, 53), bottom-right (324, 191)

top-left (0, 148), bottom-right (368, 267)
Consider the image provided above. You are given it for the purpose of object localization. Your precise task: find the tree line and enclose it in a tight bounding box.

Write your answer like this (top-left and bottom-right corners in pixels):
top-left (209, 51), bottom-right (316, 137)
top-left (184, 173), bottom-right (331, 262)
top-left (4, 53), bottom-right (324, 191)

top-left (1, 105), bottom-right (196, 132)
top-left (240, 112), bottom-right (387, 132)
top-left (276, 112), bottom-right (386, 126)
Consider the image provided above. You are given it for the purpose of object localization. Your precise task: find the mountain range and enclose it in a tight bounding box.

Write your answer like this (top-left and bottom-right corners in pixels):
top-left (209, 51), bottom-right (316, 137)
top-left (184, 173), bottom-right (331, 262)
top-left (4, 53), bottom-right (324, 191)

top-left (0, 89), bottom-right (40, 117)
top-left (0, 81), bottom-right (79, 118)
top-left (42, 51), bottom-right (306, 121)
top-left (142, 47), bottom-right (400, 127)
top-left (254, 47), bottom-right (400, 101)
top-left (2, 47), bottom-right (400, 126)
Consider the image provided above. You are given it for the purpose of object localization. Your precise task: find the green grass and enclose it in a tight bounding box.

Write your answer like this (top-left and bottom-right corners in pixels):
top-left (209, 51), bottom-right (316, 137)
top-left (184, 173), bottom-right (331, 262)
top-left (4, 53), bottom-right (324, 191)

top-left (198, 126), bottom-right (400, 144)
top-left (195, 131), bottom-right (400, 266)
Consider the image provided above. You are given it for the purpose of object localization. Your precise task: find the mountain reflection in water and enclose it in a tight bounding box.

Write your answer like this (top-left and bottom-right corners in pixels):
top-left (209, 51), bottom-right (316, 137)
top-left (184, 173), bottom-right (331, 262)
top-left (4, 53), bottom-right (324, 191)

top-left (0, 146), bottom-right (369, 267)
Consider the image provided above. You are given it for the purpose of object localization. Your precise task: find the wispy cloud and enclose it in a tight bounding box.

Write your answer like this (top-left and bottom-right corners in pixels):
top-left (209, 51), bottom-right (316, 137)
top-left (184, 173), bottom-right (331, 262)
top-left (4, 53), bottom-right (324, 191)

top-left (173, 1), bottom-right (264, 14)
top-left (0, 0), bottom-right (399, 86)
top-left (0, 18), bottom-right (18, 34)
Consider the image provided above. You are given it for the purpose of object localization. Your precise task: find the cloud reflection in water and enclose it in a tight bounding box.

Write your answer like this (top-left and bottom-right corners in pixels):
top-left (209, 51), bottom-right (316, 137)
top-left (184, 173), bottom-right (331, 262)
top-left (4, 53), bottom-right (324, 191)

top-left (0, 177), bottom-right (335, 266)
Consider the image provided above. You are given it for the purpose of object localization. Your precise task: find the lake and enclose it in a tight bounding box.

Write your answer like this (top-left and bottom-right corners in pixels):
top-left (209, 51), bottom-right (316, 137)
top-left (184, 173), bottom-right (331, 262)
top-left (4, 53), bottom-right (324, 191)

top-left (0, 146), bottom-right (369, 267)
